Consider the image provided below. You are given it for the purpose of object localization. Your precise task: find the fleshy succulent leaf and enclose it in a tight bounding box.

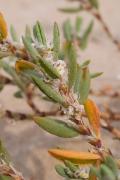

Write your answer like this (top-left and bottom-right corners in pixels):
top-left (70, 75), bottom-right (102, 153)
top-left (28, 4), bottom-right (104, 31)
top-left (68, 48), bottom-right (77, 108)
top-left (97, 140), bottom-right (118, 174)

top-left (0, 140), bottom-right (10, 164)
top-left (53, 22), bottom-right (60, 60)
top-left (75, 16), bottom-right (83, 35)
top-left (48, 149), bottom-right (101, 165)
top-left (74, 64), bottom-right (82, 97)
top-left (90, 72), bottom-right (103, 79)
top-left (89, 0), bottom-right (99, 9)
top-left (79, 67), bottom-right (91, 104)
top-left (67, 43), bottom-right (77, 89)
top-left (63, 19), bottom-right (72, 42)
top-left (31, 75), bottom-right (66, 106)
top-left (80, 20), bottom-right (94, 50)
top-left (59, 6), bottom-right (82, 13)
top-left (34, 116), bottom-right (79, 138)
top-left (10, 25), bottom-right (19, 42)
top-left (55, 164), bottom-right (69, 178)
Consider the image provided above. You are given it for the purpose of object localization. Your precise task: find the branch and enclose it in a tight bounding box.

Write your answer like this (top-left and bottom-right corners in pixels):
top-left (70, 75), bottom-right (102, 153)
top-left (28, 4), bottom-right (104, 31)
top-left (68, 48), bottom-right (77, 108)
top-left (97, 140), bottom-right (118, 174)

top-left (0, 164), bottom-right (25, 180)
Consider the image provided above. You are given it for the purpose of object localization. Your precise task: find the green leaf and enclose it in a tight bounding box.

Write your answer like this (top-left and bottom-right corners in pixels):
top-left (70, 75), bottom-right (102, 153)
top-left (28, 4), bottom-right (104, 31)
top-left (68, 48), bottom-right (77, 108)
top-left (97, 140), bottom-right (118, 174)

top-left (0, 176), bottom-right (12, 180)
top-left (53, 22), bottom-right (60, 60)
top-left (100, 164), bottom-right (116, 180)
top-left (89, 167), bottom-right (101, 179)
top-left (89, 0), bottom-right (99, 9)
top-left (74, 64), bottom-right (82, 97)
top-left (59, 6), bottom-right (82, 13)
top-left (32, 75), bottom-right (67, 106)
top-left (22, 37), bottom-right (60, 79)
top-left (81, 60), bottom-right (91, 68)
top-left (33, 23), bottom-right (42, 44)
top-left (38, 57), bottom-right (61, 79)
top-left (25, 25), bottom-right (32, 42)
top-left (79, 67), bottom-right (91, 104)
top-left (90, 72), bottom-right (103, 79)
top-left (75, 17), bottom-right (83, 35)
top-left (64, 160), bottom-right (78, 173)
top-left (14, 90), bottom-right (23, 98)
top-left (0, 84), bottom-right (4, 91)
top-left (55, 164), bottom-right (68, 178)
top-left (104, 156), bottom-right (118, 178)
top-left (0, 61), bottom-right (25, 90)
top-left (10, 25), bottom-right (19, 42)
top-left (22, 37), bottom-right (39, 62)
top-left (33, 21), bottom-right (47, 46)
top-left (34, 117), bottom-right (79, 138)
top-left (0, 140), bottom-right (10, 164)
top-left (67, 43), bottom-right (77, 89)
top-left (80, 21), bottom-right (94, 50)
top-left (63, 19), bottom-right (72, 41)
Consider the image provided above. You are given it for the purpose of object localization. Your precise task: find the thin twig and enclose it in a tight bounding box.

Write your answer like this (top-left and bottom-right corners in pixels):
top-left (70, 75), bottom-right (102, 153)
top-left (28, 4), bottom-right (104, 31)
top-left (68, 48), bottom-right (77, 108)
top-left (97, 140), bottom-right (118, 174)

top-left (81, 2), bottom-right (120, 50)
top-left (67, 0), bottom-right (120, 51)
top-left (0, 164), bottom-right (25, 180)
top-left (101, 119), bottom-right (120, 140)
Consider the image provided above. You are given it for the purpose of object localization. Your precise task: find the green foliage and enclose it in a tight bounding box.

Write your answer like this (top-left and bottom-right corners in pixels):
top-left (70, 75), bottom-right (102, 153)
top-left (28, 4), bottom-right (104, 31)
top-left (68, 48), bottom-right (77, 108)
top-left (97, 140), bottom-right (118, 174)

top-left (90, 72), bottom-right (103, 79)
top-left (53, 22), bottom-right (60, 60)
top-left (63, 19), bottom-right (72, 42)
top-left (75, 17), bottom-right (83, 35)
top-left (22, 37), bottom-right (39, 62)
top-left (74, 64), bottom-right (82, 97)
top-left (33, 21), bottom-right (47, 46)
top-left (10, 25), bottom-right (19, 42)
top-left (0, 61), bottom-right (25, 91)
top-left (55, 164), bottom-right (69, 178)
top-left (59, 6), bottom-right (82, 13)
top-left (1, 11), bottom-right (119, 180)
top-left (63, 17), bottom-right (93, 50)
top-left (0, 140), bottom-right (10, 164)
top-left (80, 21), bottom-right (94, 50)
top-left (22, 37), bottom-right (61, 79)
top-left (25, 25), bottom-right (32, 42)
top-left (0, 176), bottom-right (12, 180)
top-left (79, 67), bottom-right (91, 104)
top-left (14, 90), bottom-right (23, 98)
top-left (55, 160), bottom-right (88, 179)
top-left (90, 156), bottom-right (119, 180)
top-left (38, 56), bottom-right (61, 79)
top-left (67, 43), bottom-right (77, 89)
top-left (32, 74), bottom-right (66, 106)
top-left (88, 0), bottom-right (99, 9)
top-left (34, 117), bottom-right (79, 138)
top-left (0, 83), bottom-right (4, 92)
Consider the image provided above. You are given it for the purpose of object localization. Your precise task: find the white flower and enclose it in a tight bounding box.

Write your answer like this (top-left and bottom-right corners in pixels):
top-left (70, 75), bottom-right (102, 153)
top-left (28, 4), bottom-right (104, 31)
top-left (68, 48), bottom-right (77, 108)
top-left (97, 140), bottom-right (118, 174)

top-left (53, 60), bottom-right (66, 76)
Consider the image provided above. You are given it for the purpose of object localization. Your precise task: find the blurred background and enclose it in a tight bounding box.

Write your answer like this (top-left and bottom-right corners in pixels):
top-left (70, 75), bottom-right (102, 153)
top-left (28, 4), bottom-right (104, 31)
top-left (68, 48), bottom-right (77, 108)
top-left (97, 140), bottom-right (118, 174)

top-left (0, 0), bottom-right (120, 179)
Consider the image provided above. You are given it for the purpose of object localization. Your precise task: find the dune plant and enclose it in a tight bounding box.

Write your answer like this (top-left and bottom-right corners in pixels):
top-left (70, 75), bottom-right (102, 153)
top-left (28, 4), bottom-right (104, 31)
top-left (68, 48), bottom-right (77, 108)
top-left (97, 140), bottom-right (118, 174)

top-left (0, 10), bottom-right (120, 180)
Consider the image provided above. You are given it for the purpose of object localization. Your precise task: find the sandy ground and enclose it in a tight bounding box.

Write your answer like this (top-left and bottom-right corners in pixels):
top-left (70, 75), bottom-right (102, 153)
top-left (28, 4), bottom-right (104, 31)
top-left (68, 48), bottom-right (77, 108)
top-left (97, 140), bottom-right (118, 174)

top-left (0, 0), bottom-right (120, 180)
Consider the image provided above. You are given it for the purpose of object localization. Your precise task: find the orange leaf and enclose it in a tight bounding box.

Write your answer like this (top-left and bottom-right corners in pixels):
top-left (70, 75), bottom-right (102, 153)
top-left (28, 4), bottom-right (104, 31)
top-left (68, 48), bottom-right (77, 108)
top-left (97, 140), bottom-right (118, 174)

top-left (15, 60), bottom-right (36, 73)
top-left (0, 12), bottom-right (7, 41)
top-left (48, 149), bottom-right (101, 165)
top-left (84, 99), bottom-right (101, 138)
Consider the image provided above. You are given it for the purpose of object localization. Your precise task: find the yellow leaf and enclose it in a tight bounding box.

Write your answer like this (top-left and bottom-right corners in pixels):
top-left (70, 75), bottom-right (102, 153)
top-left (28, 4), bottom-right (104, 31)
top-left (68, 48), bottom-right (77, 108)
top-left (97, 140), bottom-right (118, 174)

top-left (15, 60), bottom-right (36, 73)
top-left (48, 149), bottom-right (101, 165)
top-left (0, 12), bottom-right (7, 41)
top-left (84, 99), bottom-right (101, 138)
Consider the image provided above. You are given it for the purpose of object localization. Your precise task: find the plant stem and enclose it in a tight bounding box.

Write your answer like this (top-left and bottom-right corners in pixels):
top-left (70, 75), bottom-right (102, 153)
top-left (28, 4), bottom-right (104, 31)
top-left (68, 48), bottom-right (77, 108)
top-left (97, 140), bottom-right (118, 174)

top-left (81, 2), bottom-right (120, 50)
